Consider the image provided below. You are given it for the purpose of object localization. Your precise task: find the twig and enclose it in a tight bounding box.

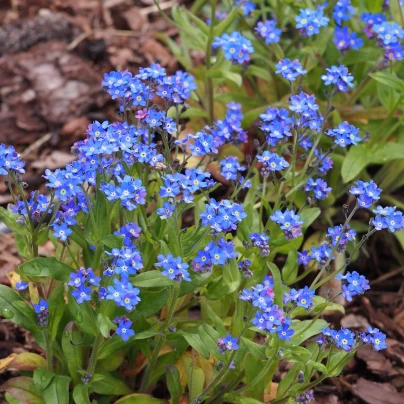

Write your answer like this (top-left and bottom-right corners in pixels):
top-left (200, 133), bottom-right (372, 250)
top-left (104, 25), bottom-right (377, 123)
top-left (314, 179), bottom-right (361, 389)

top-left (21, 133), bottom-right (52, 158)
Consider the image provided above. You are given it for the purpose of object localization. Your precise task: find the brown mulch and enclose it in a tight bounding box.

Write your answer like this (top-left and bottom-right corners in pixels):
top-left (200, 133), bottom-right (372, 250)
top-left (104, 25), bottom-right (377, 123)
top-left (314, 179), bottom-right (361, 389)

top-left (1, 2), bottom-right (404, 404)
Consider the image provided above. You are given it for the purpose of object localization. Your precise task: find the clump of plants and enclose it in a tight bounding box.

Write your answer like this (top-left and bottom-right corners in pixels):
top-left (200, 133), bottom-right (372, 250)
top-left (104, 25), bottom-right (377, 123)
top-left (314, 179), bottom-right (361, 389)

top-left (1, 1), bottom-right (403, 403)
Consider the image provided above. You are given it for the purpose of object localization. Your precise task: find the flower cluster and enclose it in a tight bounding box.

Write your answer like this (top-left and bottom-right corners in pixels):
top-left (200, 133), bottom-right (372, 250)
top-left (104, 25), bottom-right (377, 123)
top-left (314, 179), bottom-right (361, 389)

top-left (327, 121), bottom-right (362, 147)
top-left (373, 21), bottom-right (404, 60)
top-left (270, 209), bottom-right (303, 240)
top-left (200, 199), bottom-right (246, 233)
top-left (114, 222), bottom-right (142, 246)
top-left (349, 180), bottom-right (382, 208)
top-left (102, 278), bottom-right (141, 311)
top-left (192, 238), bottom-right (237, 272)
top-left (179, 102), bottom-right (248, 156)
top-left (220, 156), bottom-right (248, 187)
top-left (33, 299), bottom-right (49, 328)
top-left (372, 205), bottom-right (404, 232)
top-left (212, 32), bottom-right (254, 64)
top-left (250, 232), bottom-right (270, 257)
top-left (334, 27), bottom-right (363, 53)
top-left (333, 0), bottom-right (354, 26)
top-left (0, 144), bottom-right (25, 175)
top-left (104, 246), bottom-right (143, 277)
top-left (115, 317), bottom-right (135, 341)
top-left (295, 390), bottom-right (314, 404)
top-left (257, 151), bottom-right (289, 175)
top-left (295, 7), bottom-right (329, 36)
top-left (255, 20), bottom-right (281, 43)
top-left (241, 277), bottom-right (295, 341)
top-left (336, 271), bottom-right (370, 302)
top-left (102, 63), bottom-right (196, 104)
top-left (305, 178), bottom-right (332, 200)
top-left (321, 326), bottom-right (387, 352)
top-left (275, 59), bottom-right (307, 81)
top-left (217, 334), bottom-right (239, 353)
top-left (10, 192), bottom-right (52, 222)
top-left (259, 107), bottom-right (292, 146)
top-left (284, 286), bottom-right (315, 310)
top-left (321, 65), bottom-right (354, 92)
top-left (69, 267), bottom-right (100, 304)
top-left (159, 168), bottom-right (214, 204)
top-left (155, 254), bottom-right (191, 282)
top-left (326, 225), bottom-right (357, 253)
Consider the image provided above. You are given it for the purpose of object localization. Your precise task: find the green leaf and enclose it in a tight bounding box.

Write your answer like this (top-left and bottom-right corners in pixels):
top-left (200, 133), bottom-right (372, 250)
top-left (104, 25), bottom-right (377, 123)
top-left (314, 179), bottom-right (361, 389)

top-left (101, 234), bottom-right (124, 249)
top-left (207, 69), bottom-right (243, 87)
top-left (90, 372), bottom-right (132, 395)
top-left (213, 7), bottom-right (241, 37)
top-left (300, 208), bottom-right (321, 231)
top-left (180, 107), bottom-right (208, 119)
top-left (282, 248), bottom-right (298, 283)
top-left (248, 65), bottom-right (271, 81)
top-left (223, 259), bottom-right (241, 293)
top-left (98, 330), bottom-right (160, 360)
top-left (342, 143), bottom-right (404, 182)
top-left (1, 377), bottom-right (45, 404)
top-left (47, 284), bottom-right (65, 342)
top-left (62, 322), bottom-right (85, 386)
top-left (369, 72), bottom-right (404, 92)
top-left (342, 47), bottom-right (383, 65)
top-left (240, 337), bottom-right (267, 360)
top-left (73, 385), bottom-right (91, 404)
top-left (308, 360), bottom-right (328, 375)
top-left (328, 350), bottom-right (354, 377)
top-left (290, 319), bottom-right (329, 345)
top-left (115, 394), bottom-right (165, 404)
top-left (67, 292), bottom-right (98, 336)
top-left (165, 366), bottom-right (183, 404)
top-left (0, 207), bottom-right (30, 235)
top-left (33, 369), bottom-right (70, 404)
top-left (19, 257), bottom-right (73, 282)
top-left (97, 313), bottom-right (116, 338)
top-left (131, 271), bottom-right (174, 288)
top-left (0, 285), bottom-right (44, 346)
top-left (198, 324), bottom-right (220, 355)
top-left (180, 332), bottom-right (211, 359)
top-left (184, 358), bottom-right (205, 402)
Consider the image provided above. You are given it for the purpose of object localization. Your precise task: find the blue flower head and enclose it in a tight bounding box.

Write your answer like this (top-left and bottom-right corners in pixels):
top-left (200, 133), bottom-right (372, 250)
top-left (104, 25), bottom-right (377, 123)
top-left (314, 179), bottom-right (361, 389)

top-left (212, 32), bottom-right (254, 64)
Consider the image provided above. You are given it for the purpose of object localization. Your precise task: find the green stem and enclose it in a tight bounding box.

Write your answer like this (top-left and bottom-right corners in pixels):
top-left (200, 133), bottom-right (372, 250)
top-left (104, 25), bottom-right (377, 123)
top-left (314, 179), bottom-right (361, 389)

top-left (87, 334), bottom-right (104, 376)
top-left (140, 283), bottom-right (181, 392)
top-left (205, 0), bottom-right (217, 124)
top-left (44, 330), bottom-right (53, 371)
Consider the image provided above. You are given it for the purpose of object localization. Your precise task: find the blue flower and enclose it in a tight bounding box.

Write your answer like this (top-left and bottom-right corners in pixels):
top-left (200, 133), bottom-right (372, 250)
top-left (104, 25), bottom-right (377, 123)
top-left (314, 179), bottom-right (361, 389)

top-left (295, 7), bottom-right (329, 36)
top-left (366, 327), bottom-right (387, 351)
top-left (217, 334), bottom-right (239, 353)
top-left (0, 144), bottom-right (25, 175)
top-left (314, 149), bottom-right (333, 174)
top-left (212, 32), bottom-right (254, 64)
top-left (334, 27), bottom-right (363, 53)
top-left (157, 201), bottom-right (175, 219)
top-left (321, 65), bottom-right (354, 92)
top-left (327, 121), bottom-right (361, 147)
top-left (275, 59), bottom-right (307, 81)
top-left (270, 209), bottom-right (303, 240)
top-left (335, 328), bottom-right (355, 351)
top-left (15, 281), bottom-right (28, 291)
top-left (220, 156), bottom-right (245, 181)
top-left (115, 318), bottom-right (135, 341)
top-left (72, 285), bottom-right (92, 304)
top-left (155, 254), bottom-right (191, 282)
top-left (305, 178), bottom-right (332, 200)
top-left (326, 225), bottom-right (356, 252)
top-left (336, 271), bottom-right (370, 302)
top-left (298, 250), bottom-right (311, 265)
top-left (250, 232), bottom-right (270, 257)
top-left (278, 324), bottom-right (294, 341)
top-left (255, 20), bottom-right (281, 43)
top-left (33, 299), bottom-right (49, 314)
top-left (52, 223), bottom-right (72, 242)
top-left (236, 0), bottom-right (255, 16)
top-left (349, 180), bottom-right (382, 208)
top-left (311, 243), bottom-right (334, 268)
top-left (257, 151), bottom-right (289, 175)
top-left (333, 0), bottom-right (354, 25)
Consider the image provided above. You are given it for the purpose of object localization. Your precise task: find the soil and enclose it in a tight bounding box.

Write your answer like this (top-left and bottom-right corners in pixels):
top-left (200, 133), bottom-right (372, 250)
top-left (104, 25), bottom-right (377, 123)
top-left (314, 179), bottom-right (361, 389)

top-left (0, 2), bottom-right (404, 404)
